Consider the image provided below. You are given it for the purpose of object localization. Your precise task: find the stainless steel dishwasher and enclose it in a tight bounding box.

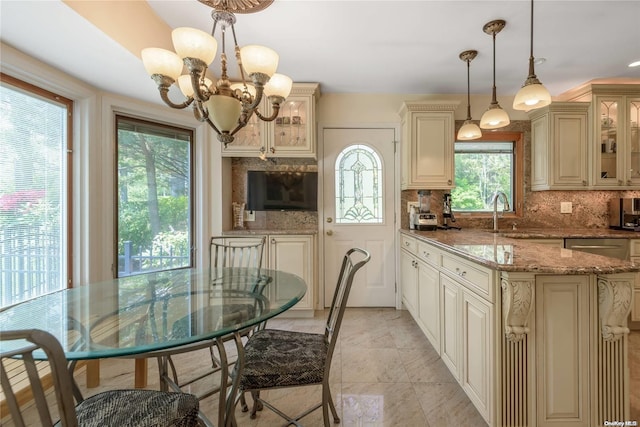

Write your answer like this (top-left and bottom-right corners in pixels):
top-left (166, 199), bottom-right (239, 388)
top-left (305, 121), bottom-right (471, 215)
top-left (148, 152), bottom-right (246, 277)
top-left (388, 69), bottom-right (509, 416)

top-left (564, 238), bottom-right (629, 260)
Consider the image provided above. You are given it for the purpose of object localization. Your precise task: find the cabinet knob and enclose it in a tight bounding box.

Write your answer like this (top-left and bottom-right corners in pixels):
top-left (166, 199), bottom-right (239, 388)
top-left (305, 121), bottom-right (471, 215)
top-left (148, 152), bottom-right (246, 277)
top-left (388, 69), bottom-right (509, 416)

top-left (271, 238), bottom-right (276, 244)
top-left (447, 179), bottom-right (452, 185)
top-left (582, 180), bottom-right (587, 186)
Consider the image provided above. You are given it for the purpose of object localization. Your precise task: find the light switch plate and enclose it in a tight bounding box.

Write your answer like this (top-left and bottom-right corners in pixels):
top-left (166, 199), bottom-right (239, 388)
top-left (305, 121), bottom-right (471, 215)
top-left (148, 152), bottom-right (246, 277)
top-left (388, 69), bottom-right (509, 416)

top-left (560, 202), bottom-right (572, 214)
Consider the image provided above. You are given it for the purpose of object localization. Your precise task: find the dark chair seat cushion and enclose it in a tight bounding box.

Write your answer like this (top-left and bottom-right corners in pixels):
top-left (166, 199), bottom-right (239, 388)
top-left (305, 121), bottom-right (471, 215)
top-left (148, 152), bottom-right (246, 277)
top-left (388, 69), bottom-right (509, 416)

top-left (239, 329), bottom-right (328, 390)
top-left (72, 389), bottom-right (199, 427)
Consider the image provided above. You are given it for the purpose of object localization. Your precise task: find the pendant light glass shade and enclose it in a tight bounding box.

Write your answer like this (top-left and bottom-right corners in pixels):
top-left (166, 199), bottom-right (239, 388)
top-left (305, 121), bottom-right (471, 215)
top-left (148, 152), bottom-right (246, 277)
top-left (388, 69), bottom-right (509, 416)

top-left (458, 120), bottom-right (483, 140)
top-left (457, 50), bottom-right (482, 140)
top-left (172, 27), bottom-right (217, 65)
top-left (141, 48), bottom-right (184, 81)
top-left (480, 106), bottom-right (510, 129)
top-left (513, 82), bottom-right (551, 111)
top-left (480, 20), bottom-right (510, 130)
top-left (513, 0), bottom-right (551, 111)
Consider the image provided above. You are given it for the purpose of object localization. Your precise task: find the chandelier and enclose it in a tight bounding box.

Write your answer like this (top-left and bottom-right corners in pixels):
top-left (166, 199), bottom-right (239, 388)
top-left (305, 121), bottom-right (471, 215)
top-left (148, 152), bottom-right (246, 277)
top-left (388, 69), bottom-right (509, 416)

top-left (141, 0), bottom-right (292, 146)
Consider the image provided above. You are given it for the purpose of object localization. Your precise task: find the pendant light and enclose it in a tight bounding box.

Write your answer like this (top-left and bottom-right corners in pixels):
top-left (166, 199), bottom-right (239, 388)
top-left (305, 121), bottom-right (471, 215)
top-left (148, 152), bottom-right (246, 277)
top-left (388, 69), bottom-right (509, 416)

top-left (480, 19), bottom-right (510, 130)
top-left (457, 50), bottom-right (482, 140)
top-left (513, 0), bottom-right (551, 111)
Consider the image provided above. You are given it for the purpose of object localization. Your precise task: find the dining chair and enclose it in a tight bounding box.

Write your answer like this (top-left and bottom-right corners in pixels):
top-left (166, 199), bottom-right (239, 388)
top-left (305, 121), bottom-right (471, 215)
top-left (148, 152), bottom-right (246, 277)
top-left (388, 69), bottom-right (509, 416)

top-left (234, 247), bottom-right (371, 427)
top-left (0, 328), bottom-right (199, 427)
top-left (159, 235), bottom-right (267, 419)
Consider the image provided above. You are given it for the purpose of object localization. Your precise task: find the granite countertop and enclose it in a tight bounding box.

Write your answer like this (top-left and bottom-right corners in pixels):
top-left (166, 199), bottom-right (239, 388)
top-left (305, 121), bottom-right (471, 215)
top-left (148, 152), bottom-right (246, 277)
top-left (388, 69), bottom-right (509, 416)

top-left (400, 228), bottom-right (640, 275)
top-left (491, 227), bottom-right (638, 239)
top-left (223, 229), bottom-right (318, 235)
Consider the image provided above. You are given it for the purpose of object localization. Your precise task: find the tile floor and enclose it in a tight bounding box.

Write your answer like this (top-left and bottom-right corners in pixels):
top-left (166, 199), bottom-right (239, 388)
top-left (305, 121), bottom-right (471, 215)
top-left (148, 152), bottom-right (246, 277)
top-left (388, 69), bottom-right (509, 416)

top-left (6, 308), bottom-right (640, 426)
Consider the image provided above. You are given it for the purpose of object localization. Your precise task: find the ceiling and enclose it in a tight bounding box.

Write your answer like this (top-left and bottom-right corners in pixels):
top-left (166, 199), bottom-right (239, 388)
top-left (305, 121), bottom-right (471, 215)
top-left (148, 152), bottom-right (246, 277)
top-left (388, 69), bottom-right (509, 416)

top-left (1, 0), bottom-right (639, 106)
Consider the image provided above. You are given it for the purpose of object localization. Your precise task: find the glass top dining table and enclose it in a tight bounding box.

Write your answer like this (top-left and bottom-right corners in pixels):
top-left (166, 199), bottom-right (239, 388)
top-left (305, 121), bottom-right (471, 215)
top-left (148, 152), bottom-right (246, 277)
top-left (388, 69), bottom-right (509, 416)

top-left (0, 267), bottom-right (307, 360)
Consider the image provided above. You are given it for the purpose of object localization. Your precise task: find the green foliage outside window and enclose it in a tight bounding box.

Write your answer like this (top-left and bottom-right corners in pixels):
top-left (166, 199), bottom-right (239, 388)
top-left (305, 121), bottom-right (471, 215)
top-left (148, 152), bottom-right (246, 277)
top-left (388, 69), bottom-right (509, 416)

top-left (451, 142), bottom-right (513, 211)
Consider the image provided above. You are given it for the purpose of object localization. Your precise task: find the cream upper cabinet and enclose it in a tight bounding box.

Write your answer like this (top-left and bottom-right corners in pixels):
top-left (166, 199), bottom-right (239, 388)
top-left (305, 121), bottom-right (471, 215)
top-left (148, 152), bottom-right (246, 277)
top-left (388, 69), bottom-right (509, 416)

top-left (558, 83), bottom-right (640, 189)
top-left (592, 94), bottom-right (640, 187)
top-left (528, 102), bottom-right (590, 190)
top-left (221, 83), bottom-right (320, 159)
top-left (398, 101), bottom-right (459, 190)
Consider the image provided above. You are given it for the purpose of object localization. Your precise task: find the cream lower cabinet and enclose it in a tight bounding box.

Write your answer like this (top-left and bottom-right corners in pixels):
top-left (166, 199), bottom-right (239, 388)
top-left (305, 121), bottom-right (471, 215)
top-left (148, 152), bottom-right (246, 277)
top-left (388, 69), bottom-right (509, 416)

top-left (417, 258), bottom-right (440, 352)
top-left (400, 234), bottom-right (441, 351)
top-left (461, 289), bottom-right (493, 420)
top-left (631, 239), bottom-right (640, 322)
top-left (439, 274), bottom-right (461, 380)
top-left (268, 234), bottom-right (315, 311)
top-left (440, 271), bottom-right (494, 423)
top-left (400, 247), bottom-right (418, 317)
top-left (225, 233), bottom-right (316, 312)
top-left (535, 275), bottom-right (590, 427)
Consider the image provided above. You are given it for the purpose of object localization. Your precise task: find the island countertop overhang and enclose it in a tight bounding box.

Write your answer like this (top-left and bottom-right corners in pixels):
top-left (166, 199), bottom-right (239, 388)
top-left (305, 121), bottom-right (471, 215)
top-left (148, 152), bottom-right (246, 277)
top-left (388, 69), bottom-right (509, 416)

top-left (400, 228), bottom-right (640, 274)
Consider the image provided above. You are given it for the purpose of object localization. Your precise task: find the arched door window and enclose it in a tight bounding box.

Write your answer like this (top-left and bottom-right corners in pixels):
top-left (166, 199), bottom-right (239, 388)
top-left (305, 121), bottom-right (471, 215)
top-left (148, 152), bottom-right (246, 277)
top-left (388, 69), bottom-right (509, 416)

top-left (335, 144), bottom-right (383, 224)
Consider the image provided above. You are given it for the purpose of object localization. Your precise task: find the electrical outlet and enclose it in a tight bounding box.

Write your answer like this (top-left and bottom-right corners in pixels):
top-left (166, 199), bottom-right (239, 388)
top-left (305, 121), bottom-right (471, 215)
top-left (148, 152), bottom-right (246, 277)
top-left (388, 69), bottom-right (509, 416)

top-left (407, 201), bottom-right (419, 213)
top-left (244, 210), bottom-right (255, 222)
top-left (560, 202), bottom-right (572, 214)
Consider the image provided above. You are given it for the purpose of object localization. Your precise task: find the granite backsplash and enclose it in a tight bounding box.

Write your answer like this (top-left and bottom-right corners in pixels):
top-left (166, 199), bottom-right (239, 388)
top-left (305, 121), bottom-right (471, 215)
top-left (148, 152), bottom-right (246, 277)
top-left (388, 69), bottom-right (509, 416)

top-left (401, 120), bottom-right (640, 231)
top-left (230, 157), bottom-right (318, 231)
top-left (230, 121), bottom-right (639, 233)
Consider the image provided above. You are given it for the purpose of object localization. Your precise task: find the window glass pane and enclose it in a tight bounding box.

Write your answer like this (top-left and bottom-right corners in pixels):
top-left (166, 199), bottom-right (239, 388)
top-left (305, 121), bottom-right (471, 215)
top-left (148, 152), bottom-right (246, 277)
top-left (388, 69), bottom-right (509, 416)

top-left (452, 141), bottom-right (514, 212)
top-left (0, 81), bottom-right (69, 307)
top-left (116, 116), bottom-right (193, 276)
top-left (335, 144), bottom-right (383, 224)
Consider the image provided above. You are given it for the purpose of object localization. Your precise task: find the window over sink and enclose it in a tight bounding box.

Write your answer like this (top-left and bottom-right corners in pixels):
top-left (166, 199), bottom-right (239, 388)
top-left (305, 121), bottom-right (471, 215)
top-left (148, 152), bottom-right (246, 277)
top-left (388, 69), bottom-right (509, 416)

top-left (452, 131), bottom-right (523, 216)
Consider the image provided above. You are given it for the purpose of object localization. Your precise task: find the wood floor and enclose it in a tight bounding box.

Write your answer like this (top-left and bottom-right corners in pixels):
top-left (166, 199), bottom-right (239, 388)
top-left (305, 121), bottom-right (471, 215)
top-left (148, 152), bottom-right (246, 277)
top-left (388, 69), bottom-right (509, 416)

top-left (4, 308), bottom-right (640, 426)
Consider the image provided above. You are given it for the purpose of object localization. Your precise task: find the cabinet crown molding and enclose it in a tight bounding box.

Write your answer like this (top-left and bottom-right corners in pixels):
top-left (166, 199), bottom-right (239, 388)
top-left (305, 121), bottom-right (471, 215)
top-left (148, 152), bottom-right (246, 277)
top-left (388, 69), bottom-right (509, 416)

top-left (398, 100), bottom-right (460, 116)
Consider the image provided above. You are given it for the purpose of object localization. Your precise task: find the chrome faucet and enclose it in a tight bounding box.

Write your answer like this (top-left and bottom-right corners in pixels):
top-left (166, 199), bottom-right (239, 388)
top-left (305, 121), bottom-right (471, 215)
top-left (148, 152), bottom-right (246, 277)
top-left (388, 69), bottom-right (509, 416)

top-left (491, 191), bottom-right (510, 232)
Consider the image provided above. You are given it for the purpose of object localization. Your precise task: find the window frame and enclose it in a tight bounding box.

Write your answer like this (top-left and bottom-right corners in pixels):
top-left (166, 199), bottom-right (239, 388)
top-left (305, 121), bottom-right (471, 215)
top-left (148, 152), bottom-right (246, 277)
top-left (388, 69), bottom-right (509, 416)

top-left (0, 72), bottom-right (74, 293)
top-left (453, 131), bottom-right (523, 218)
top-left (114, 114), bottom-right (195, 277)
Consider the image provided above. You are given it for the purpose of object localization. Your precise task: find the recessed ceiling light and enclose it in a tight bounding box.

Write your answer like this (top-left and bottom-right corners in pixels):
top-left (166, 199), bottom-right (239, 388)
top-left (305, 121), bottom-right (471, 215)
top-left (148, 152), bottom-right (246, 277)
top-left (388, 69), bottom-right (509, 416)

top-left (629, 60), bottom-right (640, 68)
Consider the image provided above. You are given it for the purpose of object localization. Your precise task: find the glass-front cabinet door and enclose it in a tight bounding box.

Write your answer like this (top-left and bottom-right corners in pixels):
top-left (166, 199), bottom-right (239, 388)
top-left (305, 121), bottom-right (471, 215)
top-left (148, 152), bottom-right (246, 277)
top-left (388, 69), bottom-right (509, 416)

top-left (594, 95), bottom-right (640, 188)
top-left (628, 98), bottom-right (640, 186)
top-left (596, 97), bottom-right (619, 185)
top-left (270, 96), bottom-right (312, 156)
top-left (221, 83), bottom-right (319, 158)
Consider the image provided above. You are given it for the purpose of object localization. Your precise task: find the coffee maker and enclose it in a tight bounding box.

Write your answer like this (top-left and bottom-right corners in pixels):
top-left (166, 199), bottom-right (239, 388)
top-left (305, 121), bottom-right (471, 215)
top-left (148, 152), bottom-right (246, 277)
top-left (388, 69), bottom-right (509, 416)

top-left (442, 193), bottom-right (461, 230)
top-left (414, 190), bottom-right (438, 231)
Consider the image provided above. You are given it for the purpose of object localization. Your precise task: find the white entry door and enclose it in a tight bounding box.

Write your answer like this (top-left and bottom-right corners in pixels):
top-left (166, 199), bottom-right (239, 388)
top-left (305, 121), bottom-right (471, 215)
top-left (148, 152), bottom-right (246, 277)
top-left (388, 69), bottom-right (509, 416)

top-left (322, 127), bottom-right (397, 307)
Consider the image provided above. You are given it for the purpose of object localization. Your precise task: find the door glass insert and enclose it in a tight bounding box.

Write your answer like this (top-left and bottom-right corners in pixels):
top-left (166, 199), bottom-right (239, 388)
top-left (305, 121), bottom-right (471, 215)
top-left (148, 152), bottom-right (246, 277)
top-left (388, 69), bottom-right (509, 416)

top-left (335, 144), bottom-right (383, 224)
top-left (599, 100), bottom-right (618, 180)
top-left (630, 100), bottom-right (640, 179)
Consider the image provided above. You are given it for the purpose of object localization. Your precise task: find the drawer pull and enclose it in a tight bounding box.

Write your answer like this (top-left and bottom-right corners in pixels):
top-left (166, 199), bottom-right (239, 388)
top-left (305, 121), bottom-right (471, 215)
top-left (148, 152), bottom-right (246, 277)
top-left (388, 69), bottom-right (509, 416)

top-left (405, 241), bottom-right (410, 246)
top-left (423, 251), bottom-right (429, 257)
top-left (455, 267), bottom-right (467, 277)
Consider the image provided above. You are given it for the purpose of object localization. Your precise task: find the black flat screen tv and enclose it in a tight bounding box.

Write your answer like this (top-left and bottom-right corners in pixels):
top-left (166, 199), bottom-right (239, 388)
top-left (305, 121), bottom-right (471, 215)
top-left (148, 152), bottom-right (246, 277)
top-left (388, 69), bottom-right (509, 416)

top-left (246, 170), bottom-right (318, 211)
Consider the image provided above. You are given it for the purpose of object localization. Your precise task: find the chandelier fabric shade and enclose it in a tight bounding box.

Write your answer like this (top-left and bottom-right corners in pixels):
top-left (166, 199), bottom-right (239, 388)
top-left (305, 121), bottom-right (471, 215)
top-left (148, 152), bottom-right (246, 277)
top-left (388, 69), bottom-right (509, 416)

top-left (480, 19), bottom-right (510, 130)
top-left (141, 4), bottom-right (292, 146)
top-left (513, 0), bottom-right (551, 111)
top-left (457, 50), bottom-right (482, 141)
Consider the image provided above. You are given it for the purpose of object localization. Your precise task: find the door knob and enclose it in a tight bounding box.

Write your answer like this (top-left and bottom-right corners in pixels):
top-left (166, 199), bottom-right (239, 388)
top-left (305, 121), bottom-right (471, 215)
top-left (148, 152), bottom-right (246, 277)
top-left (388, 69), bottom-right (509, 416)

top-left (326, 230), bottom-right (333, 236)
top-left (326, 217), bottom-right (333, 223)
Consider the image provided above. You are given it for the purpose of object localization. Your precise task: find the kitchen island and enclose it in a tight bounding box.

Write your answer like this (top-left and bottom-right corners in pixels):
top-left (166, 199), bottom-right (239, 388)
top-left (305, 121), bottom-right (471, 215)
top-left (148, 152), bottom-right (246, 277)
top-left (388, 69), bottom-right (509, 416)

top-left (399, 228), bottom-right (638, 427)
